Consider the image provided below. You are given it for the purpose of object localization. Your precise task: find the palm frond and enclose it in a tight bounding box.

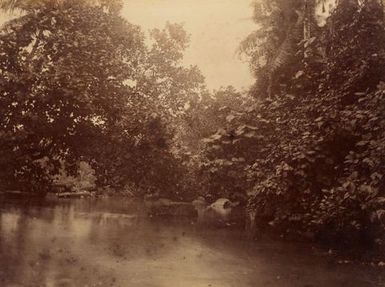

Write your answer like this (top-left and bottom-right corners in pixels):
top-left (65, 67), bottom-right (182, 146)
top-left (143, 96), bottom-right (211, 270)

top-left (268, 9), bottom-right (304, 74)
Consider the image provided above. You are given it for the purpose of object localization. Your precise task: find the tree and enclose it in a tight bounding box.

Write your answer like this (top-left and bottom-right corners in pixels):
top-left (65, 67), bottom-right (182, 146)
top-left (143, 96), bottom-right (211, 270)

top-left (204, 0), bottom-right (385, 247)
top-left (0, 1), bottom-right (206, 199)
top-left (239, 0), bottom-right (333, 98)
top-left (0, 0), bottom-right (123, 13)
top-left (82, 22), bottom-right (206, 200)
top-left (196, 87), bottom-right (257, 202)
top-left (0, 2), bottom-right (145, 192)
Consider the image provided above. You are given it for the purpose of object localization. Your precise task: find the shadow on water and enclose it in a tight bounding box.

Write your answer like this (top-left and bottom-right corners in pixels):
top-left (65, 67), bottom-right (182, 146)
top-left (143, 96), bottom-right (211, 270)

top-left (0, 197), bottom-right (384, 287)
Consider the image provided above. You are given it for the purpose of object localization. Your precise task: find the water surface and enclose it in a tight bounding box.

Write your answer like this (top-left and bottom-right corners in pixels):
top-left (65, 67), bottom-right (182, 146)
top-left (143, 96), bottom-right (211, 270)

top-left (0, 197), bottom-right (383, 287)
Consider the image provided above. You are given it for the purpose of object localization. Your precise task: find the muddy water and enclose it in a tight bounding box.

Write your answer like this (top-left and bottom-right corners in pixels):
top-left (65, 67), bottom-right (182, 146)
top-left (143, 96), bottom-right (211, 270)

top-left (0, 197), bottom-right (383, 287)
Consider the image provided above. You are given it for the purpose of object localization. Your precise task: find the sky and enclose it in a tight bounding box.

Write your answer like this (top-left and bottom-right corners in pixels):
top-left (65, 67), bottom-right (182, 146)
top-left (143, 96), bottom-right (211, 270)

top-left (0, 0), bottom-right (257, 90)
top-left (121, 0), bottom-right (256, 90)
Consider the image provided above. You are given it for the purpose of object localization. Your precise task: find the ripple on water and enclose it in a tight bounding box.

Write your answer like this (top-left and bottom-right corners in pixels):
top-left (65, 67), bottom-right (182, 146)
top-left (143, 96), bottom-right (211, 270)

top-left (0, 198), bottom-right (383, 287)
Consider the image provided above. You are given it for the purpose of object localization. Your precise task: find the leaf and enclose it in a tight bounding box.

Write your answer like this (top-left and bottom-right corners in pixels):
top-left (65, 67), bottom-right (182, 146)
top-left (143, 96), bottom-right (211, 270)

top-left (304, 36), bottom-right (316, 48)
top-left (211, 134), bottom-right (222, 140)
top-left (217, 128), bottom-right (227, 135)
top-left (371, 172), bottom-right (383, 181)
top-left (211, 145), bottom-right (222, 150)
top-left (294, 70), bottom-right (304, 79)
top-left (202, 138), bottom-right (214, 143)
top-left (363, 158), bottom-right (374, 167)
top-left (354, 92), bottom-right (366, 96)
top-left (356, 140), bottom-right (369, 146)
top-left (226, 114), bottom-right (236, 122)
top-left (246, 125), bottom-right (258, 130)
top-left (377, 197), bottom-right (385, 204)
top-left (244, 131), bottom-right (257, 138)
top-left (235, 125), bottom-right (246, 136)
top-left (376, 210), bottom-right (385, 220)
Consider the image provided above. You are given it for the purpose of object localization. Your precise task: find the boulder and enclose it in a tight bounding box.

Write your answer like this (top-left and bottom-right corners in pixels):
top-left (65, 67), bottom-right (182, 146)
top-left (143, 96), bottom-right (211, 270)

top-left (192, 197), bottom-right (244, 226)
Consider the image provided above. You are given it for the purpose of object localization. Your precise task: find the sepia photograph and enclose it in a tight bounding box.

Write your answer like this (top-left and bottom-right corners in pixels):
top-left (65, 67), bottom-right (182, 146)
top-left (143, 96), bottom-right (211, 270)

top-left (0, 0), bottom-right (384, 286)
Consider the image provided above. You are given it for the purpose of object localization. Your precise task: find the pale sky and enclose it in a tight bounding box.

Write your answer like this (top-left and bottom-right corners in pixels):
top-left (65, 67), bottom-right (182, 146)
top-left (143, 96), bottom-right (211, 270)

top-left (0, 0), bottom-right (256, 90)
top-left (121, 0), bottom-right (256, 90)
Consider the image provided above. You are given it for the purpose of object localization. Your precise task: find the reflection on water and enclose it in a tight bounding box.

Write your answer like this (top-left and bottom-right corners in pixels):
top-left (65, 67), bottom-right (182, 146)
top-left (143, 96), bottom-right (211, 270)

top-left (0, 197), bottom-right (383, 287)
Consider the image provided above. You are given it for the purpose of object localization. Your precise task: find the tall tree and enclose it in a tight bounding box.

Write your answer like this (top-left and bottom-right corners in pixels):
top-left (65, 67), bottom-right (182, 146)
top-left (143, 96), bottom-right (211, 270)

top-left (0, 1), bottom-right (206, 197)
top-left (240, 0), bottom-right (332, 97)
top-left (204, 0), bottom-right (385, 245)
top-left (0, 1), bottom-right (144, 192)
top-left (0, 0), bottom-right (122, 12)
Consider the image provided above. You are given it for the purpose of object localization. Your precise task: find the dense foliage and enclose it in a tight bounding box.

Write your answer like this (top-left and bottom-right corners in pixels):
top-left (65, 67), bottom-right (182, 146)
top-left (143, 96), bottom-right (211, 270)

top-left (0, 0), bottom-right (204, 199)
top-left (0, 0), bottom-right (384, 252)
top-left (203, 0), bottom-right (385, 248)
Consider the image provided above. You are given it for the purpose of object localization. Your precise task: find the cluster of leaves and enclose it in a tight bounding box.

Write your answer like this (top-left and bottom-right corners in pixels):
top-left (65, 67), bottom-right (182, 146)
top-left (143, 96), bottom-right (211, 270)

top-left (239, 0), bottom-right (315, 97)
top-left (0, 0), bottom-right (204, 199)
top-left (203, 0), bottom-right (385, 247)
top-left (197, 89), bottom-right (259, 201)
top-left (0, 2), bottom-right (137, 191)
